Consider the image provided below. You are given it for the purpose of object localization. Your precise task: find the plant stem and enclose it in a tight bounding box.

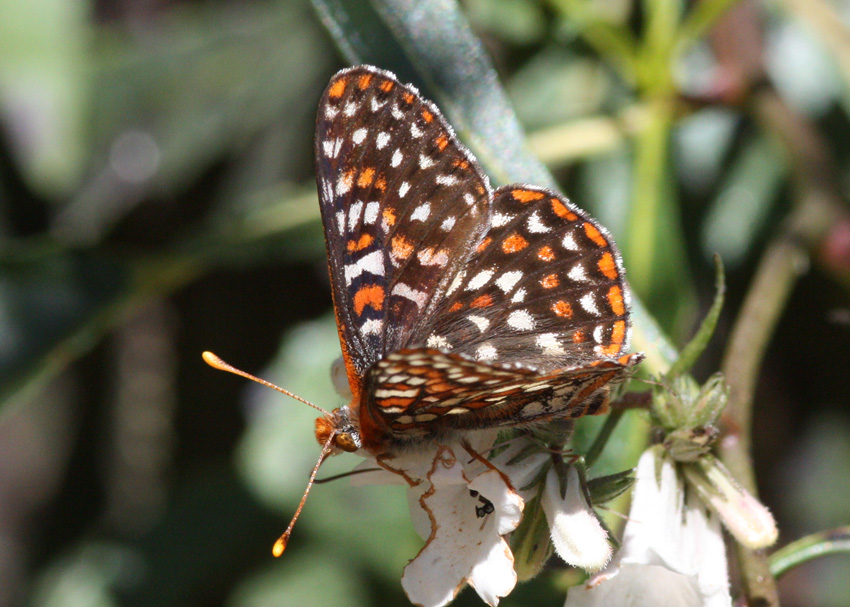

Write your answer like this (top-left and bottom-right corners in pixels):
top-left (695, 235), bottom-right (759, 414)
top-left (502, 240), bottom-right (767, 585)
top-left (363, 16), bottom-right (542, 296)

top-left (718, 87), bottom-right (843, 607)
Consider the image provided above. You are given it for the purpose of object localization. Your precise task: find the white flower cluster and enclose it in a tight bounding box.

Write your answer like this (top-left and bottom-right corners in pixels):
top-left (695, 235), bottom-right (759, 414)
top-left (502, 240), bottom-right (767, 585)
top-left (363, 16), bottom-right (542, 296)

top-left (355, 435), bottom-right (612, 607)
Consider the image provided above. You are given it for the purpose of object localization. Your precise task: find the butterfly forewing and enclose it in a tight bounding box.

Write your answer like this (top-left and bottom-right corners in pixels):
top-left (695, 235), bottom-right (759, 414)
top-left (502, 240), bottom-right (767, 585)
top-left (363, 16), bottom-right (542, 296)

top-left (315, 66), bottom-right (492, 383)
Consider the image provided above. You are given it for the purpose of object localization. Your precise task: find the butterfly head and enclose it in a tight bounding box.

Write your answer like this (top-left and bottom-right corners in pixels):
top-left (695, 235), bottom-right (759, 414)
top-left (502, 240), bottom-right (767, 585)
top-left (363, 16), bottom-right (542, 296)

top-left (315, 406), bottom-right (361, 453)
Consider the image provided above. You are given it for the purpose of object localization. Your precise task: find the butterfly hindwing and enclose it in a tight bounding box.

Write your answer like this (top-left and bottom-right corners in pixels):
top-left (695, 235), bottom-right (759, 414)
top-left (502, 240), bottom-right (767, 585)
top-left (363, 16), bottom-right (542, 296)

top-left (420, 185), bottom-right (633, 373)
top-left (361, 348), bottom-right (638, 444)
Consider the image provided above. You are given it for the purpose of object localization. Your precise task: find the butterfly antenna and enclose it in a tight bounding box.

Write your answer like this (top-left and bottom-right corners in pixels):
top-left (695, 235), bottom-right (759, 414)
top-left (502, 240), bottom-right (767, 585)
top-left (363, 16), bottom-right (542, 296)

top-left (272, 434), bottom-right (335, 557)
top-left (202, 352), bottom-right (331, 416)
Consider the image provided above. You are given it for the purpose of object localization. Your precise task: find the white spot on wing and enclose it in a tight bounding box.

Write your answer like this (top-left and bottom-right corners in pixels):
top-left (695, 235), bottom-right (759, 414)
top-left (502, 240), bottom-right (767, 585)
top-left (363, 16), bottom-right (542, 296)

top-left (370, 97), bottom-right (387, 112)
top-left (476, 343), bottom-right (497, 361)
top-left (526, 211), bottom-right (551, 233)
top-left (467, 269), bottom-right (494, 291)
top-left (441, 216), bottom-right (456, 231)
top-left (593, 324), bottom-right (605, 344)
top-left (568, 264), bottom-right (588, 282)
top-left (411, 202), bottom-right (431, 222)
top-left (417, 248), bottom-right (448, 267)
top-left (325, 105), bottom-right (339, 119)
top-left (411, 123), bottom-right (423, 138)
top-left (399, 182), bottom-right (410, 197)
top-left (495, 271), bottom-right (523, 293)
top-left (376, 132), bottom-right (390, 149)
top-left (322, 138), bottom-right (343, 158)
top-left (343, 101), bottom-right (357, 117)
top-left (364, 202), bottom-right (380, 224)
top-left (427, 334), bottom-right (451, 349)
top-left (536, 332), bottom-right (565, 355)
top-left (344, 250), bottom-right (385, 284)
top-left (392, 282), bottom-right (428, 309)
top-left (352, 128), bottom-right (367, 145)
top-left (361, 319), bottom-right (383, 335)
top-left (375, 388), bottom-right (419, 398)
top-left (511, 287), bottom-right (527, 303)
top-left (347, 200), bottom-right (363, 230)
top-left (335, 210), bottom-right (345, 235)
top-left (492, 212), bottom-right (514, 227)
top-left (562, 231), bottom-right (579, 250)
top-left (446, 270), bottom-right (466, 296)
top-left (463, 193), bottom-right (475, 205)
top-left (507, 309), bottom-right (535, 330)
top-left (391, 104), bottom-right (404, 120)
top-left (391, 149), bottom-right (403, 167)
top-left (436, 174), bottom-right (459, 186)
top-left (580, 292), bottom-right (600, 316)
top-left (467, 315), bottom-right (490, 332)
top-left (336, 172), bottom-right (354, 195)
top-left (419, 154), bottom-right (435, 169)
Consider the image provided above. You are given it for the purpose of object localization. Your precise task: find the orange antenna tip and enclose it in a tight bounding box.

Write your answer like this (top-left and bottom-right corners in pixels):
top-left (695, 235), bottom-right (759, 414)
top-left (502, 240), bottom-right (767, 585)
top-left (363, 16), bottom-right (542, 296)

top-left (202, 351), bottom-right (226, 369)
top-left (272, 535), bottom-right (288, 557)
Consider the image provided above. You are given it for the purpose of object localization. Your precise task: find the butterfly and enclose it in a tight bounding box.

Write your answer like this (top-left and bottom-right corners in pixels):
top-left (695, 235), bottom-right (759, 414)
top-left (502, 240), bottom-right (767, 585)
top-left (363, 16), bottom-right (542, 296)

top-left (314, 65), bottom-right (641, 459)
top-left (204, 64), bottom-right (641, 556)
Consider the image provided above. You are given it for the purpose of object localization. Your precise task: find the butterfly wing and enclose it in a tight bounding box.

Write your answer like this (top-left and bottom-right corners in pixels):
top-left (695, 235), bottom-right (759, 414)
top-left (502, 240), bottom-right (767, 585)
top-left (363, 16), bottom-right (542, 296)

top-left (421, 185), bottom-right (635, 372)
top-left (359, 348), bottom-right (640, 448)
top-left (315, 66), bottom-right (492, 398)
top-left (357, 184), bottom-right (642, 446)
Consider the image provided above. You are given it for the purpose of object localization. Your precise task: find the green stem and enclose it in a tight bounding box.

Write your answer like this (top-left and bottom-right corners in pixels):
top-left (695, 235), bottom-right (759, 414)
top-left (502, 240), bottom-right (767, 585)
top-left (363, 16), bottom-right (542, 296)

top-left (718, 88), bottom-right (844, 607)
top-left (770, 527), bottom-right (850, 578)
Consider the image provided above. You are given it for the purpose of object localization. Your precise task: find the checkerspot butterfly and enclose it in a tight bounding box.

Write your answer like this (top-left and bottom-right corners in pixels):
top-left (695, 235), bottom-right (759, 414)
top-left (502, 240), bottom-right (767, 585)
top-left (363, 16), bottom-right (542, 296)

top-left (205, 64), bottom-right (642, 555)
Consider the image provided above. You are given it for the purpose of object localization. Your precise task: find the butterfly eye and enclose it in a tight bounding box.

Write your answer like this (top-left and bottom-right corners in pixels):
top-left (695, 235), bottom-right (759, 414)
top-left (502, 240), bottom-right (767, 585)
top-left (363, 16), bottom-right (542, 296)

top-left (334, 432), bottom-right (360, 453)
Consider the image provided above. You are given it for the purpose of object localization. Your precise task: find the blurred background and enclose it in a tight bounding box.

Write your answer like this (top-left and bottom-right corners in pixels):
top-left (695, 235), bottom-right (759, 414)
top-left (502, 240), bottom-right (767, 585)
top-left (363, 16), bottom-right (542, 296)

top-left (1, 0), bottom-right (849, 606)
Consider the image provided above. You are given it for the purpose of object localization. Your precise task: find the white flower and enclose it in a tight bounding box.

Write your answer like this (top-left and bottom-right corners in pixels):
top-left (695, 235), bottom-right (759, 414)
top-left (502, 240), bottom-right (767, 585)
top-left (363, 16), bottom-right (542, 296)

top-left (353, 436), bottom-right (616, 606)
top-left (355, 434), bottom-right (523, 607)
top-left (565, 446), bottom-right (732, 607)
top-left (489, 441), bottom-right (611, 572)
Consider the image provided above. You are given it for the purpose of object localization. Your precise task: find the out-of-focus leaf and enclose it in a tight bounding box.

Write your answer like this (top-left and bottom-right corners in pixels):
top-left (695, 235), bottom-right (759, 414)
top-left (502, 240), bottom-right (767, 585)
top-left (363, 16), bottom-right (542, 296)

top-left (230, 548), bottom-right (373, 607)
top-left (774, 1), bottom-right (847, 115)
top-left (507, 47), bottom-right (613, 130)
top-left (466, 0), bottom-right (548, 46)
top-left (701, 134), bottom-right (785, 266)
top-left (0, 0), bottom-right (90, 195)
top-left (675, 108), bottom-right (741, 196)
top-left (29, 543), bottom-right (129, 607)
top-left (55, 0), bottom-right (333, 245)
top-left (0, 252), bottom-right (130, 410)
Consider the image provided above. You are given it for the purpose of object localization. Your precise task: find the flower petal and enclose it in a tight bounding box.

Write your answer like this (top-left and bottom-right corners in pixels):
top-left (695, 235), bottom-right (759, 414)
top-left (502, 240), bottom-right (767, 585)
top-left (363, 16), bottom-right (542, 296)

top-left (566, 563), bottom-right (702, 607)
top-left (542, 464), bottom-right (611, 571)
top-left (398, 442), bottom-right (523, 607)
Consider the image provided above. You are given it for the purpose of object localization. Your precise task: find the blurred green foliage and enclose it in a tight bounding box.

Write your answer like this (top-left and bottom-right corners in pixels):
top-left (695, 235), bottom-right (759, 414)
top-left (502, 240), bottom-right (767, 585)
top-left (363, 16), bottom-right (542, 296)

top-left (1, 0), bottom-right (850, 606)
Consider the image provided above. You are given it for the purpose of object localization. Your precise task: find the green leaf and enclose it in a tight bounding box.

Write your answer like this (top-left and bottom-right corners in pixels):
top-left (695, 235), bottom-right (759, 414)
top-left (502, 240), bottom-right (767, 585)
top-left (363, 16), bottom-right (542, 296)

top-left (587, 468), bottom-right (635, 505)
